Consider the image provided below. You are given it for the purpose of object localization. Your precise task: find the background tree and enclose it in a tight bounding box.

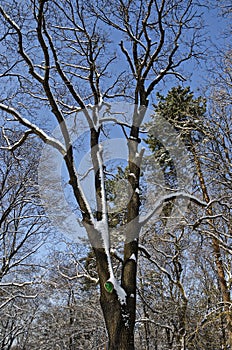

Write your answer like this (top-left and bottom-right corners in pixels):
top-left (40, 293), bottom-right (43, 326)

top-left (25, 245), bottom-right (105, 350)
top-left (0, 137), bottom-right (48, 349)
top-left (145, 85), bottom-right (232, 349)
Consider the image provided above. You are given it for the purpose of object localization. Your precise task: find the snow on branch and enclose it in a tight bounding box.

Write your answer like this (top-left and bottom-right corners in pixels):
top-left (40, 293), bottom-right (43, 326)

top-left (0, 293), bottom-right (37, 310)
top-left (0, 281), bottom-right (34, 287)
top-left (139, 191), bottom-right (207, 226)
top-left (1, 128), bottom-right (34, 151)
top-left (94, 145), bottom-right (127, 305)
top-left (57, 264), bottom-right (99, 284)
top-left (136, 318), bottom-right (174, 331)
top-left (0, 103), bottom-right (66, 155)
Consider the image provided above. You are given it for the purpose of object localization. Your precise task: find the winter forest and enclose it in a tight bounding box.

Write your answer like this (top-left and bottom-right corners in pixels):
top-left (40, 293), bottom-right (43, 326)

top-left (0, 1), bottom-right (231, 349)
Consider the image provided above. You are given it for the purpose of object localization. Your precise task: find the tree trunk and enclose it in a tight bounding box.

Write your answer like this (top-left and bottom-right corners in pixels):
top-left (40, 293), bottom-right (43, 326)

top-left (91, 246), bottom-right (136, 350)
top-left (101, 295), bottom-right (135, 350)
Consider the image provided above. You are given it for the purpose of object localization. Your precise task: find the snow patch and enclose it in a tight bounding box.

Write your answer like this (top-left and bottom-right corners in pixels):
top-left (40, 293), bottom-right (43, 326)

top-left (128, 173), bottom-right (136, 179)
top-left (129, 253), bottom-right (137, 261)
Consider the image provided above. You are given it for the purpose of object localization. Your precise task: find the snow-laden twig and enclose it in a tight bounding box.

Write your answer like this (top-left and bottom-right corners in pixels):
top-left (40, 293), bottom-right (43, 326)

top-left (0, 294), bottom-right (37, 310)
top-left (99, 117), bottom-right (132, 129)
top-left (0, 281), bottom-right (33, 287)
top-left (57, 264), bottom-right (99, 284)
top-left (192, 213), bottom-right (229, 229)
top-left (136, 318), bottom-right (174, 331)
top-left (1, 128), bottom-right (34, 151)
top-left (79, 167), bottom-right (95, 181)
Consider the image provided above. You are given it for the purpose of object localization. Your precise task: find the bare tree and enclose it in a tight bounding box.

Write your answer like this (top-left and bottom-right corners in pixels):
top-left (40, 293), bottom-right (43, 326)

top-left (0, 144), bottom-right (45, 276)
top-left (206, 49), bottom-right (232, 348)
top-left (0, 137), bottom-right (48, 349)
top-left (0, 1), bottom-right (205, 348)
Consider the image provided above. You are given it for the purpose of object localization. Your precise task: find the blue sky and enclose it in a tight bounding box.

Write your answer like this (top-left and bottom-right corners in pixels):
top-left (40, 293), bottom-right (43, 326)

top-left (186, 4), bottom-right (231, 93)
